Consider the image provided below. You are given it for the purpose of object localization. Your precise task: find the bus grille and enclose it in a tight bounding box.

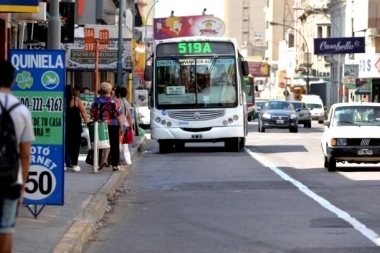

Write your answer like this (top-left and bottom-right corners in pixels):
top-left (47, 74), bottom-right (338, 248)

top-left (168, 110), bottom-right (225, 121)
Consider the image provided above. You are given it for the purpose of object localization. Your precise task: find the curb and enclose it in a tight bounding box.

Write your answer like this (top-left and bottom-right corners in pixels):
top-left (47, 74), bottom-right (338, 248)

top-left (52, 137), bottom-right (147, 253)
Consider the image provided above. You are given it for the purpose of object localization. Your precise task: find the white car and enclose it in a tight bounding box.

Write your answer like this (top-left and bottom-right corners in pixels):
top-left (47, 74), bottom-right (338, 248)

top-left (321, 102), bottom-right (380, 172)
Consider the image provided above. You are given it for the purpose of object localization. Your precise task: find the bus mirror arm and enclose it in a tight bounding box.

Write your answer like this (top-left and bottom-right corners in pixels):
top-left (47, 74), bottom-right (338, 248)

top-left (144, 65), bottom-right (153, 81)
top-left (242, 61), bottom-right (249, 76)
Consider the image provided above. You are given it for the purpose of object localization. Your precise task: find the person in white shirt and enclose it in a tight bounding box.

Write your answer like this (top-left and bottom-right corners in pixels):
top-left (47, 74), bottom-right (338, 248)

top-left (0, 60), bottom-right (35, 253)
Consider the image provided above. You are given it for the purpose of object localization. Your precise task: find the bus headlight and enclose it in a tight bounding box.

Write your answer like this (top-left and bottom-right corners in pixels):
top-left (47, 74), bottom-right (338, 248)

top-left (233, 115), bottom-right (239, 121)
top-left (222, 120), bottom-right (228, 126)
top-left (161, 120), bottom-right (166, 125)
top-left (290, 114), bottom-right (297, 119)
top-left (167, 122), bottom-right (172, 127)
top-left (155, 117), bottom-right (161, 123)
top-left (228, 118), bottom-right (233, 124)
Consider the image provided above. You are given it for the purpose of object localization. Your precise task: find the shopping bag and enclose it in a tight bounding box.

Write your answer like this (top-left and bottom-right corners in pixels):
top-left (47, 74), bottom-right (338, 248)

top-left (119, 144), bottom-right (132, 165)
top-left (85, 149), bottom-right (94, 165)
top-left (123, 128), bottom-right (134, 144)
top-left (81, 127), bottom-right (91, 149)
top-left (85, 149), bottom-right (102, 166)
top-left (138, 127), bottom-right (146, 136)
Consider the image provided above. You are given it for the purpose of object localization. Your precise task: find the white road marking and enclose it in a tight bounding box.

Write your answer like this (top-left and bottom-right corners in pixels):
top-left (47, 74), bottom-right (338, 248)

top-left (245, 147), bottom-right (380, 246)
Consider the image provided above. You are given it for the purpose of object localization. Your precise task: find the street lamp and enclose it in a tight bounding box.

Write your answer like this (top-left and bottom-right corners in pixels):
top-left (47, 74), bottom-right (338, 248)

top-left (269, 21), bottom-right (310, 95)
top-left (144, 0), bottom-right (159, 69)
top-left (293, 7), bottom-right (343, 103)
top-left (144, 0), bottom-right (159, 44)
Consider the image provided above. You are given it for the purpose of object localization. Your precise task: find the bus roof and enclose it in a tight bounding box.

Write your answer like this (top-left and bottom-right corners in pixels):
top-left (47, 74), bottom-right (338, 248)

top-left (154, 36), bottom-right (237, 45)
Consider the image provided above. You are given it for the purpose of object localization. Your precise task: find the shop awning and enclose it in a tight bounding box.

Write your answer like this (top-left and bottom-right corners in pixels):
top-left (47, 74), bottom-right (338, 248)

top-left (355, 82), bottom-right (371, 95)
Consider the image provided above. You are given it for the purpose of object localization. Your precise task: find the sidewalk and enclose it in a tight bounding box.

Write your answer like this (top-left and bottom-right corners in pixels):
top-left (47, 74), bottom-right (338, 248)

top-left (13, 136), bottom-right (146, 253)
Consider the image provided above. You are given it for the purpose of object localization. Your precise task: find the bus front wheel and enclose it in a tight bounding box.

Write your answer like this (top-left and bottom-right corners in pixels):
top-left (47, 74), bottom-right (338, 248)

top-left (225, 138), bottom-right (240, 152)
top-left (159, 141), bottom-right (173, 154)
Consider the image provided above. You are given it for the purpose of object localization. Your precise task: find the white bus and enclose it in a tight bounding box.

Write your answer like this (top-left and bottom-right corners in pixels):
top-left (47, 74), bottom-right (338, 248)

top-left (144, 36), bottom-right (251, 153)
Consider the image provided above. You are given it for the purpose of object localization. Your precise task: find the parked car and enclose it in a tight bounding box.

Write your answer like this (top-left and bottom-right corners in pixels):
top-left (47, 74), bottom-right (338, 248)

top-left (321, 102), bottom-right (380, 172)
top-left (289, 101), bottom-right (312, 128)
top-left (258, 100), bottom-right (299, 133)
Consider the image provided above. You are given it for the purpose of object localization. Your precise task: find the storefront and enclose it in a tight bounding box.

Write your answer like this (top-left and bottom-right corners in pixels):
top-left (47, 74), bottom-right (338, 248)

top-left (357, 53), bottom-right (380, 102)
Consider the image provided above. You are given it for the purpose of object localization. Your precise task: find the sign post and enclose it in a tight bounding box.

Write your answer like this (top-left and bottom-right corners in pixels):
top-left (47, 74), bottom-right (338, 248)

top-left (84, 28), bottom-right (109, 173)
top-left (10, 49), bottom-right (65, 218)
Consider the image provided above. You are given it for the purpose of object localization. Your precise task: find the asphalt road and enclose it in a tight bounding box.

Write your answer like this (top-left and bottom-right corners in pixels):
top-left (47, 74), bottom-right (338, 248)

top-left (84, 120), bottom-right (380, 253)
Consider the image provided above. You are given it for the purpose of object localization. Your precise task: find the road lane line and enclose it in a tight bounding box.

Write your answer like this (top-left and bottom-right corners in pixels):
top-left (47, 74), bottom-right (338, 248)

top-left (244, 147), bottom-right (380, 246)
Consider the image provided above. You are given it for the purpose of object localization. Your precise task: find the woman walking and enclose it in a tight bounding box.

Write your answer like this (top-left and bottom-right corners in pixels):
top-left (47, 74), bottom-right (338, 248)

top-left (65, 85), bottom-right (88, 171)
top-left (90, 82), bottom-right (123, 171)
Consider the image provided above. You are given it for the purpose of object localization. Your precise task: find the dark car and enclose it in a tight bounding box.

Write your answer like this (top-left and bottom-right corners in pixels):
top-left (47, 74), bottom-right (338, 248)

top-left (289, 101), bottom-right (312, 128)
top-left (252, 100), bottom-right (268, 120)
top-left (258, 100), bottom-right (299, 133)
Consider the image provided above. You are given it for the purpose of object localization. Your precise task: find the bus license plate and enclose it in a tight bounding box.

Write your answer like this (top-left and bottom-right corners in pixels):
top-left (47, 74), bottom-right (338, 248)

top-left (276, 119), bottom-right (284, 124)
top-left (358, 148), bottom-right (373, 155)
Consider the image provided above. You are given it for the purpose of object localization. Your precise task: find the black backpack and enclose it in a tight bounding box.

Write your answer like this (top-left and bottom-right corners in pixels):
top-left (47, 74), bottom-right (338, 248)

top-left (0, 96), bottom-right (21, 187)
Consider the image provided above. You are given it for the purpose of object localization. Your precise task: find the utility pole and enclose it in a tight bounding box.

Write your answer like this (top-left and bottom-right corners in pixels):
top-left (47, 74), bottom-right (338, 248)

top-left (117, 0), bottom-right (124, 87)
top-left (47, 0), bottom-right (61, 49)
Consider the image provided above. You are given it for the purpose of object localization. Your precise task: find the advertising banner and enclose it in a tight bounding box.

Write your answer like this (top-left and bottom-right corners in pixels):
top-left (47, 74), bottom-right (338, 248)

top-left (342, 64), bottom-right (359, 89)
top-left (314, 37), bottom-right (365, 55)
top-left (248, 62), bottom-right (270, 77)
top-left (153, 15), bottom-right (225, 39)
top-left (10, 49), bottom-right (65, 206)
top-left (0, 0), bottom-right (39, 12)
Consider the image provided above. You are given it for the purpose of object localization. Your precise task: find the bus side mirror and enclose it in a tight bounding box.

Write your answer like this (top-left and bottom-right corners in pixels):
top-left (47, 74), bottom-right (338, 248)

top-left (144, 66), bottom-right (153, 81)
top-left (241, 61), bottom-right (249, 76)
top-left (255, 85), bottom-right (258, 92)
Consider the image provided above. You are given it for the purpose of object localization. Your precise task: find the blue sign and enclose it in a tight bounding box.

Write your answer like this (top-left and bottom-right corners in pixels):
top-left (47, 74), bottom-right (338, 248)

top-left (355, 82), bottom-right (371, 95)
top-left (10, 49), bottom-right (65, 206)
top-left (0, 0), bottom-right (39, 12)
top-left (314, 37), bottom-right (365, 55)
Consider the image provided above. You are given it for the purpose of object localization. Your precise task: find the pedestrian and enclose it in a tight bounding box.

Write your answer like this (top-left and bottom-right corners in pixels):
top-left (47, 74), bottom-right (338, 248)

top-left (82, 87), bottom-right (91, 94)
top-left (115, 87), bottom-right (134, 165)
top-left (74, 84), bottom-right (82, 97)
top-left (0, 60), bottom-right (35, 253)
top-left (90, 82), bottom-right (123, 171)
top-left (65, 85), bottom-right (88, 172)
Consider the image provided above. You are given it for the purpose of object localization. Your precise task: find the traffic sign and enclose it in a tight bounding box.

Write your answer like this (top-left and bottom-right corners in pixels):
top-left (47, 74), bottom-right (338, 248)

top-left (84, 42), bottom-right (108, 51)
top-left (99, 29), bottom-right (109, 44)
top-left (84, 28), bottom-right (95, 43)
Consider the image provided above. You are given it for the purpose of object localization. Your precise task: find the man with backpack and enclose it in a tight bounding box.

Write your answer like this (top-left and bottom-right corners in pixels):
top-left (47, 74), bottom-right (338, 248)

top-left (0, 60), bottom-right (34, 253)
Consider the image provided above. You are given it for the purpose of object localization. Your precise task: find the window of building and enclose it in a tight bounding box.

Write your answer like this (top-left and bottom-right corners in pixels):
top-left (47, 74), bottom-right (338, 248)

top-left (327, 26), bottom-right (331, 38)
top-left (317, 26), bottom-right (323, 38)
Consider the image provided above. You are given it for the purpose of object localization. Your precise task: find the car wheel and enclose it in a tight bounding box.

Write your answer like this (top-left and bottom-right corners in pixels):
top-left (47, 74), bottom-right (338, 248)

top-left (289, 127), bottom-right (298, 133)
top-left (307, 121), bottom-right (312, 128)
top-left (324, 155), bottom-right (328, 168)
top-left (327, 156), bottom-right (336, 172)
top-left (258, 121), bottom-right (261, 132)
top-left (248, 116), bottom-right (252, 122)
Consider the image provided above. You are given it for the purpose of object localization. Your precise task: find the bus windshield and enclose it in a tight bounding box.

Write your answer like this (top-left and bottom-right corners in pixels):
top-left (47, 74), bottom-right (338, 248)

top-left (155, 57), bottom-right (237, 109)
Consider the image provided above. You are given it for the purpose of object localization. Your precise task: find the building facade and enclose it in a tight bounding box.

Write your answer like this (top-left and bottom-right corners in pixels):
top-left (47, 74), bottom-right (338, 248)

top-left (224, 0), bottom-right (266, 58)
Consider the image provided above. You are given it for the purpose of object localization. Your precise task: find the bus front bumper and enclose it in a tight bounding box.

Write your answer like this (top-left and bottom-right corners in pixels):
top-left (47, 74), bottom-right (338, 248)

top-left (151, 125), bottom-right (245, 141)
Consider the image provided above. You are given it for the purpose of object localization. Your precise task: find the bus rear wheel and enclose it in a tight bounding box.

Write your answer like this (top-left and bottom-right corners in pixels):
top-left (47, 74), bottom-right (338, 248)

top-left (225, 138), bottom-right (240, 152)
